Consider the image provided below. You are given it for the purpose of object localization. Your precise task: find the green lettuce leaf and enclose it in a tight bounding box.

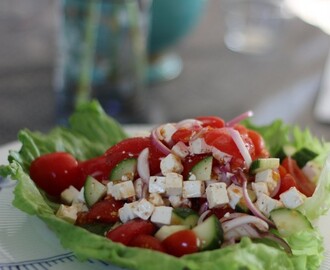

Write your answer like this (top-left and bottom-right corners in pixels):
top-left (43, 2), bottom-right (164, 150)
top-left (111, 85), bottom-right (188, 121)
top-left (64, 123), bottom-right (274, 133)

top-left (1, 104), bottom-right (329, 270)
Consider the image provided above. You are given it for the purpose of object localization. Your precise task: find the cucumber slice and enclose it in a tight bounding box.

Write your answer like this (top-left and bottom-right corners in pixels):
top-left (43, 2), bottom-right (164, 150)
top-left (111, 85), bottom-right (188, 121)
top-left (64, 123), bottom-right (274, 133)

top-left (192, 215), bottom-right (223, 251)
top-left (292, 147), bottom-right (318, 168)
top-left (250, 158), bottom-right (280, 174)
top-left (270, 208), bottom-right (312, 237)
top-left (155, 225), bottom-right (189, 241)
top-left (171, 208), bottom-right (199, 228)
top-left (109, 158), bottom-right (137, 181)
top-left (84, 176), bottom-right (107, 208)
top-left (235, 189), bottom-right (256, 213)
top-left (190, 156), bottom-right (213, 180)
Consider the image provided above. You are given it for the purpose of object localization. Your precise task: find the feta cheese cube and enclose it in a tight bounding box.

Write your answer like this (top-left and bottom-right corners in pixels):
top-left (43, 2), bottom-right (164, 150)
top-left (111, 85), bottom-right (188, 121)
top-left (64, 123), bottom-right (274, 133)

top-left (148, 193), bottom-right (165, 206)
top-left (171, 141), bottom-right (189, 159)
top-left (168, 195), bottom-right (191, 208)
top-left (148, 176), bottom-right (166, 194)
top-left (151, 206), bottom-right (173, 225)
top-left (189, 138), bottom-right (211, 154)
top-left (165, 173), bottom-right (183, 196)
top-left (279, 187), bottom-right (306, 209)
top-left (183, 180), bottom-right (205, 198)
top-left (159, 123), bottom-right (177, 144)
top-left (160, 154), bottom-right (183, 175)
top-left (108, 181), bottom-right (136, 200)
top-left (206, 183), bottom-right (229, 209)
top-left (56, 204), bottom-right (79, 224)
top-left (61, 185), bottom-right (80, 205)
top-left (251, 182), bottom-right (270, 197)
top-left (75, 187), bottom-right (86, 204)
top-left (119, 202), bottom-right (138, 223)
top-left (255, 169), bottom-right (279, 194)
top-left (227, 184), bottom-right (243, 209)
top-left (255, 193), bottom-right (282, 217)
top-left (133, 198), bottom-right (155, 220)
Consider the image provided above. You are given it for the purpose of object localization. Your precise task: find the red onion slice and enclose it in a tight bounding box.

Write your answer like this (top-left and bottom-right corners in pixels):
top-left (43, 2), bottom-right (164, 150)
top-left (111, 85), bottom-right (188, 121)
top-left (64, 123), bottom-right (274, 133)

top-left (242, 178), bottom-right (275, 227)
top-left (176, 119), bottom-right (203, 129)
top-left (222, 215), bottom-right (269, 233)
top-left (151, 128), bottom-right (171, 155)
top-left (224, 224), bottom-right (261, 240)
top-left (228, 128), bottom-right (252, 167)
top-left (137, 148), bottom-right (150, 184)
top-left (198, 210), bottom-right (211, 225)
top-left (270, 176), bottom-right (281, 198)
top-left (226, 111), bottom-right (254, 127)
top-left (259, 232), bottom-right (292, 255)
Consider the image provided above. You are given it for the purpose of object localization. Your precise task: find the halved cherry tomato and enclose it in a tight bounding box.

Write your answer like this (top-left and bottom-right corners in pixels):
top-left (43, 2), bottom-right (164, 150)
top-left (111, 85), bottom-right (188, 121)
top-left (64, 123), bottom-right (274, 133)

top-left (274, 173), bottom-right (297, 199)
top-left (171, 128), bottom-right (193, 144)
top-left (281, 157), bottom-right (316, 197)
top-left (76, 197), bottom-right (124, 225)
top-left (196, 116), bottom-right (225, 128)
top-left (76, 155), bottom-right (109, 189)
top-left (162, 230), bottom-right (199, 257)
top-left (129, 234), bottom-right (166, 252)
top-left (105, 137), bottom-right (165, 177)
top-left (29, 152), bottom-right (79, 197)
top-left (247, 130), bottom-right (269, 158)
top-left (106, 219), bottom-right (156, 245)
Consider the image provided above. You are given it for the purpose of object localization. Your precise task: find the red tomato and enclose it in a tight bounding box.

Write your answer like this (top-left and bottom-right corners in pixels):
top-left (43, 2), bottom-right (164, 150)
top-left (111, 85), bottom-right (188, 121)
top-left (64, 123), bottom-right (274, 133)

top-left (204, 128), bottom-right (244, 168)
top-left (274, 173), bottom-right (297, 199)
top-left (171, 128), bottom-right (193, 144)
top-left (247, 130), bottom-right (269, 158)
top-left (281, 157), bottom-right (316, 197)
top-left (76, 155), bottom-right (109, 189)
top-left (84, 198), bottom-right (124, 224)
top-left (209, 205), bottom-right (235, 219)
top-left (162, 230), bottom-right (199, 257)
top-left (196, 116), bottom-right (225, 128)
top-left (129, 234), bottom-right (166, 252)
top-left (105, 137), bottom-right (165, 177)
top-left (106, 219), bottom-right (156, 245)
top-left (181, 154), bottom-right (211, 180)
top-left (29, 152), bottom-right (79, 197)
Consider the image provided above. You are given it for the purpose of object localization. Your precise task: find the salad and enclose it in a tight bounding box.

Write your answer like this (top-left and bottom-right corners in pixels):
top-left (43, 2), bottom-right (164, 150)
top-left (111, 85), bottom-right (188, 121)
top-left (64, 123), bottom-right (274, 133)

top-left (1, 101), bottom-right (330, 270)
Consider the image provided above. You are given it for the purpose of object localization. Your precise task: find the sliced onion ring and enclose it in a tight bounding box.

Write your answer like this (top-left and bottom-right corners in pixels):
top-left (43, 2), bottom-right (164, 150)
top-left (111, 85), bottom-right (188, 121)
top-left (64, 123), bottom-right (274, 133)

top-left (242, 177), bottom-right (275, 227)
top-left (151, 128), bottom-right (171, 155)
top-left (222, 215), bottom-right (269, 233)
top-left (137, 148), bottom-right (150, 184)
top-left (198, 210), bottom-right (211, 225)
top-left (226, 111), bottom-right (254, 127)
top-left (228, 128), bottom-right (252, 167)
top-left (259, 232), bottom-right (293, 255)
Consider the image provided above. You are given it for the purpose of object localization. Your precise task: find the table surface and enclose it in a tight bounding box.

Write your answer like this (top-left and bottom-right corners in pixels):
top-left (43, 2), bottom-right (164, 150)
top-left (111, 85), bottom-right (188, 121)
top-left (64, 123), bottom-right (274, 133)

top-left (0, 0), bottom-right (330, 146)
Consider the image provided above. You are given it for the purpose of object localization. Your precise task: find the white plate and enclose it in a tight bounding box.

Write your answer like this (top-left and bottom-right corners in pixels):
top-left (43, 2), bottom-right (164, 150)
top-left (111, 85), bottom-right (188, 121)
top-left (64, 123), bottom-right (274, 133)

top-left (0, 141), bottom-right (330, 270)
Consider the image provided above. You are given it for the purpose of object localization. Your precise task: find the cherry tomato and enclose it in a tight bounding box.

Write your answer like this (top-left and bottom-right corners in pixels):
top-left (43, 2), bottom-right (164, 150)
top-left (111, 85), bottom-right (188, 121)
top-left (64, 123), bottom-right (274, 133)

top-left (78, 197), bottom-right (124, 224)
top-left (196, 116), bottom-right (225, 128)
top-left (105, 137), bottom-right (165, 177)
top-left (281, 157), bottom-right (316, 197)
top-left (29, 152), bottom-right (79, 197)
top-left (106, 219), bottom-right (156, 245)
top-left (247, 130), bottom-right (269, 158)
top-left (274, 173), bottom-right (297, 199)
top-left (171, 128), bottom-right (193, 144)
top-left (162, 230), bottom-right (199, 257)
top-left (129, 234), bottom-right (166, 252)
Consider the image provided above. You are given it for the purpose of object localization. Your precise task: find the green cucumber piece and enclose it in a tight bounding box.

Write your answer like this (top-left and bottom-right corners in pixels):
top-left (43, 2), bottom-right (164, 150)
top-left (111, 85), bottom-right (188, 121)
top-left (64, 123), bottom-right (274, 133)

top-left (250, 158), bottom-right (280, 174)
top-left (84, 176), bottom-right (107, 207)
top-left (192, 215), bottom-right (223, 251)
top-left (171, 208), bottom-right (199, 228)
top-left (270, 208), bottom-right (312, 237)
top-left (292, 147), bottom-right (318, 168)
top-left (235, 189), bottom-right (257, 213)
top-left (190, 156), bottom-right (213, 180)
top-left (155, 225), bottom-right (189, 241)
top-left (109, 158), bottom-right (137, 181)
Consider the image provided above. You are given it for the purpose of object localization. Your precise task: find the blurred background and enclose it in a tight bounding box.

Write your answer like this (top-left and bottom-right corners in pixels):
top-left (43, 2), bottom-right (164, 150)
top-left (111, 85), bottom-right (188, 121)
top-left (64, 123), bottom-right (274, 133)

top-left (0, 0), bottom-right (330, 145)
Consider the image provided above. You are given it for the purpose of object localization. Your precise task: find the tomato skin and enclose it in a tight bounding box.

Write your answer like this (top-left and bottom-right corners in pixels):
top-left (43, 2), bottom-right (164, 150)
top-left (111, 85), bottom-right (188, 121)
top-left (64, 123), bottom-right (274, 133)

top-left (106, 219), bottom-right (156, 245)
top-left (76, 155), bottom-right (109, 189)
top-left (171, 128), bottom-right (193, 144)
top-left (162, 230), bottom-right (199, 257)
top-left (209, 205), bottom-right (235, 219)
top-left (196, 116), bottom-right (225, 128)
top-left (105, 137), bottom-right (165, 177)
top-left (77, 197), bottom-right (124, 224)
top-left (129, 234), bottom-right (166, 252)
top-left (181, 154), bottom-right (210, 180)
top-left (281, 157), bottom-right (316, 197)
top-left (29, 152), bottom-right (79, 197)
top-left (274, 173), bottom-right (297, 199)
top-left (247, 130), bottom-right (269, 158)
